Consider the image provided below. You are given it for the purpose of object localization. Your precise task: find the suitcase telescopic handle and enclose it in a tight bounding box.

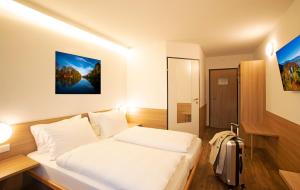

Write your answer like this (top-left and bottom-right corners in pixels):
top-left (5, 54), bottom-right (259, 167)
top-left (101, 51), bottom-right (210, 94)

top-left (239, 155), bottom-right (243, 174)
top-left (230, 122), bottom-right (240, 137)
top-left (230, 122), bottom-right (239, 127)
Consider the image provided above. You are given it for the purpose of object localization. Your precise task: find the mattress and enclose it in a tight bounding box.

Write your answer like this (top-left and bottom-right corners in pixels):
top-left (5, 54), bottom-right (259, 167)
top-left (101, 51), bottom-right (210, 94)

top-left (28, 148), bottom-right (190, 190)
top-left (184, 137), bottom-right (202, 170)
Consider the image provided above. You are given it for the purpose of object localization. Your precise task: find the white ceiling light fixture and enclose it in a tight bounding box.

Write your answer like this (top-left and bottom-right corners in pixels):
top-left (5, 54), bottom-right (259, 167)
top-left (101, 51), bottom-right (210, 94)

top-left (0, 0), bottom-right (129, 55)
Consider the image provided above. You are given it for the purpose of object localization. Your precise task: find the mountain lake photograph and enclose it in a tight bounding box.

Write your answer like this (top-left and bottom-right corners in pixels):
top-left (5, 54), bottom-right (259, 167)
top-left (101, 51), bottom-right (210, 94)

top-left (276, 35), bottom-right (300, 91)
top-left (55, 51), bottom-right (101, 94)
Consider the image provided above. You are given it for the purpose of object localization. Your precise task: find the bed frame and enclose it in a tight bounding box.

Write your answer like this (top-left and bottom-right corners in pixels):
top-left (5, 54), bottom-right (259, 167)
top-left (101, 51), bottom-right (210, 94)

top-left (183, 152), bottom-right (201, 190)
top-left (0, 110), bottom-right (201, 190)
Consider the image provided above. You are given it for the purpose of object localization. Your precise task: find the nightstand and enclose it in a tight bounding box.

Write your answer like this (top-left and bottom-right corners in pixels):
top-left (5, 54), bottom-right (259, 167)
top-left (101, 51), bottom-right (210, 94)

top-left (0, 155), bottom-right (39, 190)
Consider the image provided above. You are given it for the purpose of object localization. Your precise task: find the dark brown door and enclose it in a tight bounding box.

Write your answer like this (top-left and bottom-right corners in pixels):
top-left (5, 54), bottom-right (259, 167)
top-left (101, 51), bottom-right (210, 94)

top-left (209, 69), bottom-right (238, 128)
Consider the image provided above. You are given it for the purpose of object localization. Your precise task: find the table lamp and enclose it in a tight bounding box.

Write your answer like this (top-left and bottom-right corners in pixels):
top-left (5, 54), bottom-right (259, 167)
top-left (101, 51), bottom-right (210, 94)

top-left (0, 123), bottom-right (12, 144)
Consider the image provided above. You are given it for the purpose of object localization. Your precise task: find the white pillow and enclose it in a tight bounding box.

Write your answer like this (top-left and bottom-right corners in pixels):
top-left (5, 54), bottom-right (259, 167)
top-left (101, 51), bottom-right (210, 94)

top-left (43, 117), bottom-right (98, 160)
top-left (30, 115), bottom-right (81, 153)
top-left (88, 110), bottom-right (128, 138)
top-left (87, 112), bottom-right (101, 136)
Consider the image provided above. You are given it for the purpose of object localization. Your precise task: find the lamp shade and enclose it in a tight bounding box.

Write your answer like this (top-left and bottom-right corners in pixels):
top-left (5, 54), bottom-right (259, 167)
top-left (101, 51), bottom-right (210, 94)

top-left (0, 123), bottom-right (12, 144)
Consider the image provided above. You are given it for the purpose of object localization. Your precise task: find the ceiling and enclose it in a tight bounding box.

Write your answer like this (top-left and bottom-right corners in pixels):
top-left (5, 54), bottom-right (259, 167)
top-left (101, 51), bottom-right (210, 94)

top-left (25, 0), bottom-right (293, 56)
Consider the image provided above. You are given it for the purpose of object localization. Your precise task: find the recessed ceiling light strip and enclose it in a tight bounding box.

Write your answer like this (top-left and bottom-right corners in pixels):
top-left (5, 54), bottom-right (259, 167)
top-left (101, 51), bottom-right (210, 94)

top-left (0, 0), bottom-right (129, 55)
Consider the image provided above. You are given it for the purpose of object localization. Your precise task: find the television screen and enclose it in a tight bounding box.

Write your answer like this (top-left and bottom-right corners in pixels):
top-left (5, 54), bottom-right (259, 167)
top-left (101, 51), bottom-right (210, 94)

top-left (55, 51), bottom-right (101, 94)
top-left (276, 35), bottom-right (300, 91)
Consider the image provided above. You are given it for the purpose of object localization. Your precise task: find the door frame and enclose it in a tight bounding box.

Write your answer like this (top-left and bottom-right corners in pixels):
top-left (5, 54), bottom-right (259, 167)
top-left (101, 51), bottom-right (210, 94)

top-left (167, 57), bottom-right (200, 134)
top-left (209, 68), bottom-right (239, 128)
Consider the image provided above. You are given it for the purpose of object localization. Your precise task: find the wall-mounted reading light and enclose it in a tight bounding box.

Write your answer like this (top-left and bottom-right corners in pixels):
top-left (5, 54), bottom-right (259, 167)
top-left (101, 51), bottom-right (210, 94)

top-left (266, 41), bottom-right (274, 57)
top-left (116, 105), bottom-right (127, 113)
top-left (116, 103), bottom-right (138, 114)
top-left (0, 123), bottom-right (12, 144)
top-left (0, 0), bottom-right (129, 55)
top-left (127, 106), bottom-right (138, 114)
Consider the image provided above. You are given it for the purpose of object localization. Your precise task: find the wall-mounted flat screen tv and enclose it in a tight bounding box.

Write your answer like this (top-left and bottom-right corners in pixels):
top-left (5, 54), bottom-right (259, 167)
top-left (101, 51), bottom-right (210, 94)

top-left (55, 51), bottom-right (101, 94)
top-left (276, 35), bottom-right (300, 91)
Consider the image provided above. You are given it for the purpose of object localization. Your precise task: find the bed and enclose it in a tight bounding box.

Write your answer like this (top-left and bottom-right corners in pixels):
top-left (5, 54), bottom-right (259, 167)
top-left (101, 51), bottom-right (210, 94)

top-left (27, 137), bottom-right (201, 190)
top-left (28, 150), bottom-right (190, 190)
top-left (25, 111), bottom-right (202, 190)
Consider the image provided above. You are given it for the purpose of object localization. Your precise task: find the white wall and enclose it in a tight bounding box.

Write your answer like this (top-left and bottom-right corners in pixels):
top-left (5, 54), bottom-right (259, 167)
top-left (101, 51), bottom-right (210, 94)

top-left (127, 42), bottom-right (167, 108)
top-left (205, 53), bottom-right (254, 125)
top-left (0, 9), bottom-right (127, 124)
top-left (127, 41), bottom-right (206, 109)
top-left (254, 0), bottom-right (300, 125)
top-left (0, 7), bottom-right (208, 125)
top-left (167, 42), bottom-right (202, 60)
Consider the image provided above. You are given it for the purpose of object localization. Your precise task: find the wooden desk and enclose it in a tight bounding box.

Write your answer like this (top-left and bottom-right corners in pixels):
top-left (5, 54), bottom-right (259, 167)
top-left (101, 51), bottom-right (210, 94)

top-left (279, 170), bottom-right (300, 190)
top-left (241, 122), bottom-right (279, 160)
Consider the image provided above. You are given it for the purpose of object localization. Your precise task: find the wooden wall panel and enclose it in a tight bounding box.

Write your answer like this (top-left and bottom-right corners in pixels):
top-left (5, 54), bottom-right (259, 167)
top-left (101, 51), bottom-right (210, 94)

top-left (126, 108), bottom-right (167, 129)
top-left (199, 105), bottom-right (207, 138)
top-left (239, 60), bottom-right (266, 149)
top-left (240, 60), bottom-right (265, 125)
top-left (240, 59), bottom-right (300, 172)
top-left (263, 111), bottom-right (300, 172)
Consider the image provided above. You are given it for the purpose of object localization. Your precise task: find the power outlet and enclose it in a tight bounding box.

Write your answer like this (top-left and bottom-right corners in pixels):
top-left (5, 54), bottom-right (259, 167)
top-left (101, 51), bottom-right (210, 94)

top-left (0, 144), bottom-right (10, 153)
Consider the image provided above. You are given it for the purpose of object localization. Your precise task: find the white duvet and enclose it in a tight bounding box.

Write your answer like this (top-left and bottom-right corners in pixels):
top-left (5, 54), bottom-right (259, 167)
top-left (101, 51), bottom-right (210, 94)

top-left (56, 139), bottom-right (183, 190)
top-left (114, 126), bottom-right (196, 153)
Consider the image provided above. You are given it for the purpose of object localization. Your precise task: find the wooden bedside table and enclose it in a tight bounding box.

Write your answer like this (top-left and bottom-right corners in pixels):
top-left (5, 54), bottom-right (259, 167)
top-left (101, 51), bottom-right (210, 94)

top-left (0, 155), bottom-right (39, 190)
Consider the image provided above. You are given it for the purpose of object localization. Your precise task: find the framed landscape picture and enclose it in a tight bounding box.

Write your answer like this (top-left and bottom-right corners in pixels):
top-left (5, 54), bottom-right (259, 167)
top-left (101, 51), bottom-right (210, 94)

top-left (55, 51), bottom-right (101, 94)
top-left (276, 35), bottom-right (300, 91)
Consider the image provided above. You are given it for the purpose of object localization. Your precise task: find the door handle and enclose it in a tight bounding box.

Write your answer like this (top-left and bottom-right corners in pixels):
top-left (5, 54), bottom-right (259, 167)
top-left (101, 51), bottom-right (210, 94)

top-left (193, 98), bottom-right (199, 104)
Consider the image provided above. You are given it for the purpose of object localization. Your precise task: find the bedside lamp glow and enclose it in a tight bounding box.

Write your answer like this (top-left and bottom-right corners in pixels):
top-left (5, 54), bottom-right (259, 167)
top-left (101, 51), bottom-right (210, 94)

top-left (0, 123), bottom-right (12, 144)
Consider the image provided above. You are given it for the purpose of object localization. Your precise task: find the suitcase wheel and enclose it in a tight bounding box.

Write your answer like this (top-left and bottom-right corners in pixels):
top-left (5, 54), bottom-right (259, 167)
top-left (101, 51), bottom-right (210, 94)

top-left (241, 184), bottom-right (246, 190)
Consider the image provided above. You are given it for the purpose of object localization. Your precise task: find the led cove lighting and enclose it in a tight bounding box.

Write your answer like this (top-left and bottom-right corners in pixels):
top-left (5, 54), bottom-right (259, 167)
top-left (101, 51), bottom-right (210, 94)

top-left (0, 0), bottom-right (129, 55)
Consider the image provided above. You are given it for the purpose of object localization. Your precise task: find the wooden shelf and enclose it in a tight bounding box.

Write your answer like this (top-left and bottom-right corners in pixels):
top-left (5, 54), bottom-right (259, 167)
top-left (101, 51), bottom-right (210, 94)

top-left (0, 155), bottom-right (39, 182)
top-left (241, 122), bottom-right (279, 160)
top-left (279, 170), bottom-right (300, 190)
top-left (241, 122), bottom-right (279, 138)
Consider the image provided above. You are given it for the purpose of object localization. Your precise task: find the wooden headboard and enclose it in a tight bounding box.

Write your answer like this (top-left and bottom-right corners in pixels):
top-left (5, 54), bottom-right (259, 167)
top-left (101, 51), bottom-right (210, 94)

top-left (0, 110), bottom-right (110, 161)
